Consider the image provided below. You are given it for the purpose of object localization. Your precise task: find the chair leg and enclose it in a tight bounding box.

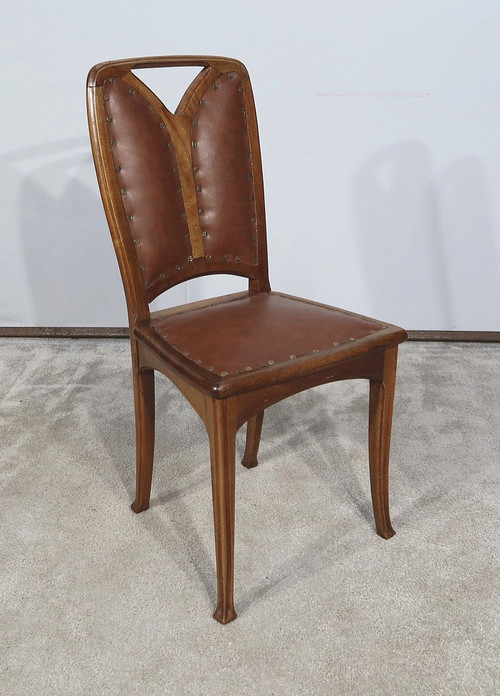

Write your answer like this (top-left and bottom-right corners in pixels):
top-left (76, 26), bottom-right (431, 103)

top-left (207, 398), bottom-right (238, 624)
top-left (131, 367), bottom-right (155, 514)
top-left (369, 347), bottom-right (398, 539)
top-left (242, 410), bottom-right (264, 469)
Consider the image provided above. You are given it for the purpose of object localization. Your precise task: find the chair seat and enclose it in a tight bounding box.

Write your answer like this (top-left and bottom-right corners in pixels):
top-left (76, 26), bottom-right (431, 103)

top-left (145, 291), bottom-right (405, 392)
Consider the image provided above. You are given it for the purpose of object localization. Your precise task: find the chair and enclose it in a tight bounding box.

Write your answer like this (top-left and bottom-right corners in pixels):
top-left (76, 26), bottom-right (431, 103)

top-left (86, 55), bottom-right (407, 624)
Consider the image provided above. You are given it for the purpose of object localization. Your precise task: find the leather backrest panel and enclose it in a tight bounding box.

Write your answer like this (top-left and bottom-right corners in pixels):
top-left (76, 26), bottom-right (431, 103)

top-left (103, 76), bottom-right (191, 300)
top-left (100, 66), bottom-right (262, 302)
top-left (192, 71), bottom-right (258, 263)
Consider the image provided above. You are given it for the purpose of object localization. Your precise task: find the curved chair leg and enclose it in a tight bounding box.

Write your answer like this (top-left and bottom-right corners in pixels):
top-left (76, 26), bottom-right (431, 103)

top-left (207, 398), bottom-right (238, 624)
top-left (242, 410), bottom-right (264, 469)
top-left (369, 347), bottom-right (398, 539)
top-left (131, 367), bottom-right (155, 513)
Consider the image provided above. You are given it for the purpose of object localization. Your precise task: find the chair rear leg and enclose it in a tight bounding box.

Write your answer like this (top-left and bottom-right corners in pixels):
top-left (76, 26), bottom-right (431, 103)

top-left (369, 347), bottom-right (398, 539)
top-left (242, 410), bottom-right (264, 469)
top-left (207, 398), bottom-right (238, 624)
top-left (131, 367), bottom-right (155, 513)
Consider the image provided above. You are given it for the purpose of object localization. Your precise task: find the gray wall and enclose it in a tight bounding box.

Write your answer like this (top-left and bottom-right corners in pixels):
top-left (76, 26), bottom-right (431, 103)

top-left (1, 0), bottom-right (499, 330)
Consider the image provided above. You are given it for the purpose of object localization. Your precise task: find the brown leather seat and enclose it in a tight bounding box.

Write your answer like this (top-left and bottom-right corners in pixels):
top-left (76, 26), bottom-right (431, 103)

top-left (87, 55), bottom-right (407, 623)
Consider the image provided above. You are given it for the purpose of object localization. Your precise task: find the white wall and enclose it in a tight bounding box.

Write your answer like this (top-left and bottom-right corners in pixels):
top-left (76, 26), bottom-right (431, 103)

top-left (1, 0), bottom-right (499, 330)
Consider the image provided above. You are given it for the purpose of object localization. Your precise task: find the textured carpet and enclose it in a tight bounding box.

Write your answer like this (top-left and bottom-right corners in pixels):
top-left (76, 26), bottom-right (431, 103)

top-left (0, 339), bottom-right (498, 695)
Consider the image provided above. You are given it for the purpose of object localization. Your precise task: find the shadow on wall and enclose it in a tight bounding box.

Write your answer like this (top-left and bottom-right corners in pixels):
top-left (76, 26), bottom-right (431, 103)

top-left (4, 139), bottom-right (126, 326)
top-left (352, 141), bottom-right (500, 330)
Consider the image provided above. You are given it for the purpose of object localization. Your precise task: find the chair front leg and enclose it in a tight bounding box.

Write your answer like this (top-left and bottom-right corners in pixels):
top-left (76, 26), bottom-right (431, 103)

top-left (369, 347), bottom-right (398, 539)
top-left (242, 410), bottom-right (264, 469)
top-left (131, 365), bottom-right (155, 514)
top-left (207, 398), bottom-right (238, 624)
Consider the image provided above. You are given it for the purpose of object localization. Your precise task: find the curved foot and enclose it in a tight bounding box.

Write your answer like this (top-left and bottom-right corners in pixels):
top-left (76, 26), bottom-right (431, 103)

top-left (376, 525), bottom-right (396, 540)
top-left (131, 500), bottom-right (149, 514)
top-left (213, 606), bottom-right (237, 624)
top-left (241, 457), bottom-right (258, 469)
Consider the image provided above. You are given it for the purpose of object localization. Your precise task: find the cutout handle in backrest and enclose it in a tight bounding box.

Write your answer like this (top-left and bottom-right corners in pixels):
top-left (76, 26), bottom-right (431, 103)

top-left (88, 57), bottom-right (269, 305)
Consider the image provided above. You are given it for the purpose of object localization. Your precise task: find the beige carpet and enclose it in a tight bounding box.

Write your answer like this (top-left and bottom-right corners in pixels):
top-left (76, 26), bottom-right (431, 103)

top-left (1, 339), bottom-right (499, 695)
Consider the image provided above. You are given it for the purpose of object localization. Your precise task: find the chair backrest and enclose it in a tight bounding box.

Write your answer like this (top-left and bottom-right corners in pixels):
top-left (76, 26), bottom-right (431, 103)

top-left (87, 56), bottom-right (270, 324)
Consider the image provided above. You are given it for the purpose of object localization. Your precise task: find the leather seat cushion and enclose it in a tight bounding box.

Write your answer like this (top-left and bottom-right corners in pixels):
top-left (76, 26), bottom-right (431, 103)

top-left (152, 292), bottom-right (388, 378)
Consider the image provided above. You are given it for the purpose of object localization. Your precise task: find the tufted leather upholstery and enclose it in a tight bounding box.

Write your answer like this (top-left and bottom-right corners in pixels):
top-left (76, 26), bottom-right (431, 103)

top-left (87, 56), bottom-right (407, 624)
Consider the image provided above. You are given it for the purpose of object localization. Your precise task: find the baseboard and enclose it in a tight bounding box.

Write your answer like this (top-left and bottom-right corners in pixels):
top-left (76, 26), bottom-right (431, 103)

top-left (1, 327), bottom-right (499, 342)
top-left (407, 330), bottom-right (500, 342)
top-left (0, 327), bottom-right (129, 338)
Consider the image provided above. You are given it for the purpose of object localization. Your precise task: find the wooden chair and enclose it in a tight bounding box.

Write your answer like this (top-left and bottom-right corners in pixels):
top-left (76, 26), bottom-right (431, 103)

top-left (86, 56), bottom-right (407, 624)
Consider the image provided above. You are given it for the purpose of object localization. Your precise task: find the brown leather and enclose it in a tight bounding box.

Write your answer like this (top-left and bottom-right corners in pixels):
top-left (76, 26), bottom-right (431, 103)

top-left (193, 70), bottom-right (258, 263)
top-left (152, 291), bottom-right (388, 377)
top-left (104, 75), bottom-right (191, 299)
top-left (101, 64), bottom-right (263, 302)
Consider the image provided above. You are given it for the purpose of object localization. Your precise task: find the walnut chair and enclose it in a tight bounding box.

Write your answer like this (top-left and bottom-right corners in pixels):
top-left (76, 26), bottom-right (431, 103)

top-left (86, 56), bottom-right (407, 624)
